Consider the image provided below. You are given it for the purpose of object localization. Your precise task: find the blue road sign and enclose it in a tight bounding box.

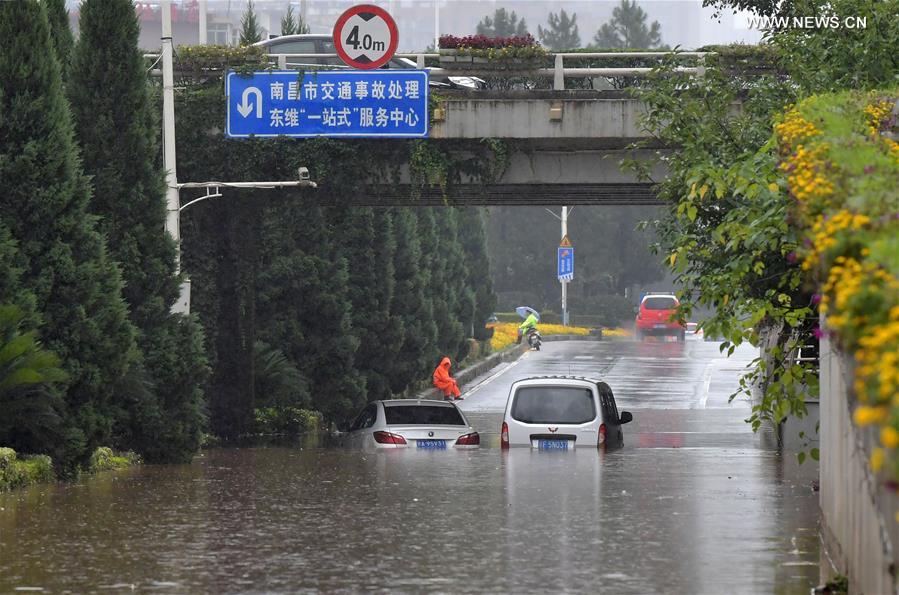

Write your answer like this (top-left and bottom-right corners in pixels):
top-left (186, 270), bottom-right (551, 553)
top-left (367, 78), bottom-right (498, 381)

top-left (226, 70), bottom-right (428, 138)
top-left (558, 246), bottom-right (574, 281)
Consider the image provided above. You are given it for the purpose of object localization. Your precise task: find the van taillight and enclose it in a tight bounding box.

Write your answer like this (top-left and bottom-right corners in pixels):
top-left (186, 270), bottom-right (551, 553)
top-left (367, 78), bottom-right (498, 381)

top-left (501, 422), bottom-right (509, 449)
top-left (455, 432), bottom-right (480, 446)
top-left (598, 423), bottom-right (607, 446)
top-left (373, 431), bottom-right (407, 445)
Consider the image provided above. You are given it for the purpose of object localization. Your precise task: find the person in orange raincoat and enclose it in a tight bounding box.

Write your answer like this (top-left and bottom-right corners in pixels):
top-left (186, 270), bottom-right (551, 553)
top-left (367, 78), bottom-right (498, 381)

top-left (433, 356), bottom-right (462, 401)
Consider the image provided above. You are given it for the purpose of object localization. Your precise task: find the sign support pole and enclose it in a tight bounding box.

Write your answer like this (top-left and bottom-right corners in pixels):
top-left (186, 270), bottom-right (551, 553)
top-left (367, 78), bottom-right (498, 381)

top-left (161, 1), bottom-right (181, 274)
top-left (198, 0), bottom-right (207, 44)
top-left (561, 206), bottom-right (569, 327)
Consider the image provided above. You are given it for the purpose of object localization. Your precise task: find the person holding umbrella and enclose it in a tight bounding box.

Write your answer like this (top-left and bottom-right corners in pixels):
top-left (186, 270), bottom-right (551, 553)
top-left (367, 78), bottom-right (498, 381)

top-left (516, 306), bottom-right (540, 345)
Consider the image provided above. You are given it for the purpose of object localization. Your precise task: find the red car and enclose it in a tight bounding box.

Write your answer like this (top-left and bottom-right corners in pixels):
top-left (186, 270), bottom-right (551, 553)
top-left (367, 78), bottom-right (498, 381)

top-left (635, 293), bottom-right (685, 341)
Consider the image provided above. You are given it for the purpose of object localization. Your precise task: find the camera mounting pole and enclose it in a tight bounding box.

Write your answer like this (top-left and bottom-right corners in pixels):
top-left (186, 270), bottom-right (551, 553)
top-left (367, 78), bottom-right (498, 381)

top-left (160, 1), bottom-right (317, 314)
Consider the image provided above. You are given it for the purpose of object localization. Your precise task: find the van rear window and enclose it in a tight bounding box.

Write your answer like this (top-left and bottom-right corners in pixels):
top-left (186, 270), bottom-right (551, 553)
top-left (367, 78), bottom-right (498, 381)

top-left (511, 387), bottom-right (596, 424)
top-left (384, 405), bottom-right (465, 426)
top-left (643, 297), bottom-right (677, 310)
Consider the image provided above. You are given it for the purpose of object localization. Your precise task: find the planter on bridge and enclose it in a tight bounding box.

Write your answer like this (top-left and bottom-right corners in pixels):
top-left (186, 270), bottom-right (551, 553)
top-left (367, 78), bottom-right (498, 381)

top-left (438, 49), bottom-right (544, 71)
top-left (438, 34), bottom-right (547, 72)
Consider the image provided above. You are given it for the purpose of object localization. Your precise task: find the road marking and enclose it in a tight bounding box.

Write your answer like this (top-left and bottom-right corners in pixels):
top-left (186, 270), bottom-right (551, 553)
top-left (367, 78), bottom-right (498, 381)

top-left (462, 351), bottom-right (530, 399)
top-left (574, 356), bottom-right (594, 360)
top-left (697, 359), bottom-right (716, 409)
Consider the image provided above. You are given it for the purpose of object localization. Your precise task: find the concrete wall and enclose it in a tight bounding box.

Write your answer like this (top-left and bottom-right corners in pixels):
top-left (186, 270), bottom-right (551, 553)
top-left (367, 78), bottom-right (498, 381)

top-left (819, 330), bottom-right (897, 593)
top-left (430, 96), bottom-right (650, 142)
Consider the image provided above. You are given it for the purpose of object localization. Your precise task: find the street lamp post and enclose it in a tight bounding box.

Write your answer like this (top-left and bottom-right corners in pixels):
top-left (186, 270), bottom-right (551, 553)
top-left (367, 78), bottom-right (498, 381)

top-left (160, 1), bottom-right (316, 314)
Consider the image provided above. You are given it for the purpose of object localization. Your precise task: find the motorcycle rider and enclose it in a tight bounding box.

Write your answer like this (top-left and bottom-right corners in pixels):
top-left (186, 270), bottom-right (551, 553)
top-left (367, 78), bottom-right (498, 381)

top-left (516, 312), bottom-right (539, 345)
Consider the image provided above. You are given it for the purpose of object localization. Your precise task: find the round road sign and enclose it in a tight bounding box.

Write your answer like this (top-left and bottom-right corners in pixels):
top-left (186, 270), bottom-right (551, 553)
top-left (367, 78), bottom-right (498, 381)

top-left (333, 4), bottom-right (399, 70)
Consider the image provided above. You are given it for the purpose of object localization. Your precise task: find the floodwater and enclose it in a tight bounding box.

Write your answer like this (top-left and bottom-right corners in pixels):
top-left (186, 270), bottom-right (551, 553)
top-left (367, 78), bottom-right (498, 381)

top-left (0, 340), bottom-right (820, 594)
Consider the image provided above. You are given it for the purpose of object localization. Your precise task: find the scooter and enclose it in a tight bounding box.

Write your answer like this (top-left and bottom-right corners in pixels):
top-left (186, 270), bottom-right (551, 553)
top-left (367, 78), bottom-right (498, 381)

top-left (526, 328), bottom-right (542, 351)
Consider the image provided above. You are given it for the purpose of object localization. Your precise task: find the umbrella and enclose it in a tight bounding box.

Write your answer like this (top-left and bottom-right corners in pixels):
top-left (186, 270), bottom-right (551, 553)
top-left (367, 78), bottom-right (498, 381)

top-left (515, 306), bottom-right (540, 321)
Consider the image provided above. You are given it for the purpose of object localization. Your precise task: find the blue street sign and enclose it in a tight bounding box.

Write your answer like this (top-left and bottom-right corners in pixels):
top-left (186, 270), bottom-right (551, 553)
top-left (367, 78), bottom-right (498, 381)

top-left (558, 246), bottom-right (574, 281)
top-left (226, 70), bottom-right (428, 138)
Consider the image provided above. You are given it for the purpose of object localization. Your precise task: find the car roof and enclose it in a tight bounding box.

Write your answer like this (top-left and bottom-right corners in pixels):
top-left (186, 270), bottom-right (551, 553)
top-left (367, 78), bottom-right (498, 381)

top-left (379, 399), bottom-right (457, 408)
top-left (511, 375), bottom-right (606, 387)
top-left (253, 34), bottom-right (331, 47)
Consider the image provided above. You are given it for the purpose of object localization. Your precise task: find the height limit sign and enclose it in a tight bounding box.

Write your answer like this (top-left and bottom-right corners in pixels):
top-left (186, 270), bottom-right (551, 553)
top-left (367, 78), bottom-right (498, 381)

top-left (333, 5), bottom-right (399, 70)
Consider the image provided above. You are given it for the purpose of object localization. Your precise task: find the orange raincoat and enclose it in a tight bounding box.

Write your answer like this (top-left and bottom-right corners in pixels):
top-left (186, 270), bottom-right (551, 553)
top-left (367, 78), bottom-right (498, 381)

top-left (432, 356), bottom-right (461, 398)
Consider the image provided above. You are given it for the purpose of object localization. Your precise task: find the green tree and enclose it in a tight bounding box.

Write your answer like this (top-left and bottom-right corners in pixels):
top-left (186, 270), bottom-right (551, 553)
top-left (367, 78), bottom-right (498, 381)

top-left (0, 0), bottom-right (138, 470)
top-left (432, 209), bottom-right (468, 359)
top-left (257, 203), bottom-right (365, 423)
top-left (280, 4), bottom-right (310, 35)
top-left (68, 0), bottom-right (208, 463)
top-left (476, 8), bottom-right (529, 37)
top-left (593, 0), bottom-right (664, 49)
top-left (332, 207), bottom-right (402, 402)
top-left (0, 304), bottom-right (69, 457)
top-left (240, 0), bottom-right (263, 45)
top-left (538, 9), bottom-right (581, 50)
top-left (388, 209), bottom-right (436, 394)
top-left (44, 0), bottom-right (73, 78)
top-left (458, 208), bottom-right (497, 341)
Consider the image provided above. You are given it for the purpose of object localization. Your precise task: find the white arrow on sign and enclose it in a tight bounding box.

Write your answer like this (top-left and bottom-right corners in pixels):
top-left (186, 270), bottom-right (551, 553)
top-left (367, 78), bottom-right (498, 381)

top-left (236, 86), bottom-right (263, 118)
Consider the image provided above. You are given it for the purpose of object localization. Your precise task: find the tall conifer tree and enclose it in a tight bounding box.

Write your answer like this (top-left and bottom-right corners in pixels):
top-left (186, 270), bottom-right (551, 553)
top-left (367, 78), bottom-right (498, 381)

top-left (68, 0), bottom-right (208, 462)
top-left (0, 0), bottom-right (138, 469)
top-left (332, 207), bottom-right (400, 402)
top-left (457, 207), bottom-right (496, 341)
top-left (45, 0), bottom-right (74, 78)
top-left (389, 210), bottom-right (435, 393)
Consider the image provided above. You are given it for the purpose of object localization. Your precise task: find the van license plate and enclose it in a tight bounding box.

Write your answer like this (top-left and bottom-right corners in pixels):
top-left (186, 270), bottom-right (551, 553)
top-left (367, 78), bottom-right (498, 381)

top-left (538, 439), bottom-right (569, 450)
top-left (417, 440), bottom-right (446, 449)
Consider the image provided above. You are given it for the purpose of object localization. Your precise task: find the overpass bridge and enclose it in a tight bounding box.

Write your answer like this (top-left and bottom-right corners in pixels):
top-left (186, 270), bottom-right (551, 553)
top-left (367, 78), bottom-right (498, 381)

top-left (159, 51), bottom-right (710, 206)
top-left (256, 51), bottom-right (706, 205)
top-left (366, 89), bottom-right (667, 206)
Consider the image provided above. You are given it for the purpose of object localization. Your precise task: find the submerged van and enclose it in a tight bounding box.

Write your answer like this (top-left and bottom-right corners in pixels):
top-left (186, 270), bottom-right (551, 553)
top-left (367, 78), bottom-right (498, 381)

top-left (500, 377), bottom-right (632, 450)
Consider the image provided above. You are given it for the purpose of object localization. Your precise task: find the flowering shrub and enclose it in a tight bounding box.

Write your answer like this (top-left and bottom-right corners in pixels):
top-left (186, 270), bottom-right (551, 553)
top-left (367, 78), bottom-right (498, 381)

top-left (777, 89), bottom-right (899, 477)
top-left (489, 322), bottom-right (591, 352)
top-left (438, 34), bottom-right (547, 64)
top-left (439, 34), bottom-right (539, 50)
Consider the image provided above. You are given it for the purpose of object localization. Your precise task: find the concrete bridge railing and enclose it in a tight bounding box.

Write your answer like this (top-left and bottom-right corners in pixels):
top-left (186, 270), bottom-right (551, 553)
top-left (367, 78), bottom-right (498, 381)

top-left (819, 329), bottom-right (898, 593)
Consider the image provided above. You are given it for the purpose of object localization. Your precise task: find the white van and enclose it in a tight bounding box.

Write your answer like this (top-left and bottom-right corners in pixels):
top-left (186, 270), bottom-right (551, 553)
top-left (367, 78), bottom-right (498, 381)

top-left (500, 377), bottom-right (632, 450)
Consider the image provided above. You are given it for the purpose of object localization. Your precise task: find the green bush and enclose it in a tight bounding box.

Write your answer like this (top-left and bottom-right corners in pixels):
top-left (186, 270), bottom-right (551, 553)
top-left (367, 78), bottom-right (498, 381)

top-left (88, 446), bottom-right (138, 472)
top-left (20, 455), bottom-right (54, 484)
top-left (254, 407), bottom-right (320, 436)
top-left (0, 447), bottom-right (56, 491)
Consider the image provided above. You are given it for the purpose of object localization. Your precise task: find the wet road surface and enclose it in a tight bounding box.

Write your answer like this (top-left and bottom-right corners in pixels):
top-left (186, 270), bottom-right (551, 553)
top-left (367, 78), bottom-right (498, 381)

top-left (0, 339), bottom-right (820, 594)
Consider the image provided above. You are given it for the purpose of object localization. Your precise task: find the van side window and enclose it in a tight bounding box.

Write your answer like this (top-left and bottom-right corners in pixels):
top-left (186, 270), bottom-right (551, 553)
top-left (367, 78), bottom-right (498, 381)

top-left (598, 384), bottom-right (619, 422)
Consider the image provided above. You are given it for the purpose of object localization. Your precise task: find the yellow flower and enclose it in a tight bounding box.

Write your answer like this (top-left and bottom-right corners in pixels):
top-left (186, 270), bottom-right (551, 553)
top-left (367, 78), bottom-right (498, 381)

top-left (882, 426), bottom-right (899, 449)
top-left (871, 448), bottom-right (884, 472)
top-left (855, 405), bottom-right (888, 426)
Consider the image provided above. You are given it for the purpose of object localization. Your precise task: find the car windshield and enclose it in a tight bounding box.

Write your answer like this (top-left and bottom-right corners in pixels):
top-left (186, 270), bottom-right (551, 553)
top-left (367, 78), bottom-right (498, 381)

top-left (511, 387), bottom-right (596, 424)
top-left (384, 405), bottom-right (465, 426)
top-left (643, 297), bottom-right (677, 310)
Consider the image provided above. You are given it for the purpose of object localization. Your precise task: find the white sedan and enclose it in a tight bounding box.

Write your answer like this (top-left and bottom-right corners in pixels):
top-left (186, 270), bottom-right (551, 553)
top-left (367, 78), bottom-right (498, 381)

top-left (344, 399), bottom-right (480, 450)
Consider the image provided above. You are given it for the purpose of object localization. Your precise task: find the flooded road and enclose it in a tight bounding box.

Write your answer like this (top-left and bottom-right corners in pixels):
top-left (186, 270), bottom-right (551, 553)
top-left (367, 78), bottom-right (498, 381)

top-left (0, 339), bottom-right (819, 594)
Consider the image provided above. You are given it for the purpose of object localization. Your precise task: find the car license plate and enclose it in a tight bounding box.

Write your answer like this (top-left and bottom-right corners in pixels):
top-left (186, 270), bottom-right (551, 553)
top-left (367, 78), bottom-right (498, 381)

top-left (654, 323), bottom-right (666, 328)
top-left (537, 439), bottom-right (569, 450)
top-left (417, 439), bottom-right (446, 449)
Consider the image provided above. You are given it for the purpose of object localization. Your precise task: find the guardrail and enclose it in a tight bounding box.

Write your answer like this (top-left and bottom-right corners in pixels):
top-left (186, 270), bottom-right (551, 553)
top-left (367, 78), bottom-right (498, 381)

top-left (146, 51), bottom-right (712, 89)
top-left (265, 52), bottom-right (710, 89)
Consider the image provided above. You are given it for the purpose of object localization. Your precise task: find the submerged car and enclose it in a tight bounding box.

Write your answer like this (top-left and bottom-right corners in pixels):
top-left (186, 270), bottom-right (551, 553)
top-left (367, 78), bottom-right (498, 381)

top-left (635, 293), bottom-right (685, 342)
top-left (685, 322), bottom-right (704, 340)
top-left (252, 34), bottom-right (485, 90)
top-left (501, 376), bottom-right (632, 450)
top-left (344, 399), bottom-right (480, 450)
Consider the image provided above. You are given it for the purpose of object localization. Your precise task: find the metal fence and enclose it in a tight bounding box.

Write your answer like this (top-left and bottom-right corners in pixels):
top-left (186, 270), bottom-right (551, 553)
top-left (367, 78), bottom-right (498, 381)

top-left (264, 51), bottom-right (711, 90)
